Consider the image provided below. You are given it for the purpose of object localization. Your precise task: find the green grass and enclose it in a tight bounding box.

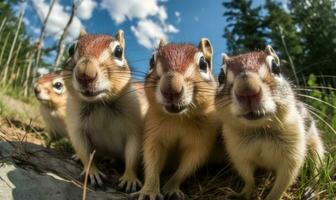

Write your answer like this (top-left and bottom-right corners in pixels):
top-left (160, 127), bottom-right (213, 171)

top-left (0, 73), bottom-right (335, 199)
top-left (0, 99), bottom-right (8, 115)
top-left (295, 74), bottom-right (336, 199)
top-left (0, 84), bottom-right (36, 104)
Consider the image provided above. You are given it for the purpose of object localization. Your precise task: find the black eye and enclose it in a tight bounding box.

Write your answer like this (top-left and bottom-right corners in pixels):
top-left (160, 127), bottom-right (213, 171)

top-left (53, 82), bottom-right (63, 90)
top-left (68, 43), bottom-right (76, 56)
top-left (149, 55), bottom-right (155, 71)
top-left (218, 68), bottom-right (226, 85)
top-left (114, 45), bottom-right (123, 59)
top-left (199, 56), bottom-right (208, 72)
top-left (271, 59), bottom-right (280, 75)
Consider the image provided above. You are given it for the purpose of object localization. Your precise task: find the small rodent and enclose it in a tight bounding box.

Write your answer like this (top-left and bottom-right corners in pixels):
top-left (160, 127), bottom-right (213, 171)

top-left (134, 39), bottom-right (220, 200)
top-left (215, 45), bottom-right (325, 200)
top-left (34, 73), bottom-right (67, 146)
top-left (63, 29), bottom-right (147, 191)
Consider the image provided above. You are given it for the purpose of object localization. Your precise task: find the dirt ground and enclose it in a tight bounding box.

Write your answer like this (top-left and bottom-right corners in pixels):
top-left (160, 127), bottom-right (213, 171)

top-left (0, 94), bottom-right (320, 200)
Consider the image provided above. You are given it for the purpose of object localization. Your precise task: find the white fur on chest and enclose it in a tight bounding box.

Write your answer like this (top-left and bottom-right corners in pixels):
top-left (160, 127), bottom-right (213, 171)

top-left (40, 105), bottom-right (67, 138)
top-left (224, 125), bottom-right (306, 170)
top-left (81, 105), bottom-right (134, 157)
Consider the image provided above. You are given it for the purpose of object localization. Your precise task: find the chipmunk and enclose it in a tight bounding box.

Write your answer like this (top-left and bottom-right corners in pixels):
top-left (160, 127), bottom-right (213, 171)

top-left (215, 45), bottom-right (325, 200)
top-left (34, 73), bottom-right (67, 145)
top-left (134, 39), bottom-right (220, 200)
top-left (63, 29), bottom-right (147, 192)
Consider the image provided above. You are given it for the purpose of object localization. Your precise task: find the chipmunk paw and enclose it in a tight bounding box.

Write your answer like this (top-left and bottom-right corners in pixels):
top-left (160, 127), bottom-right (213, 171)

top-left (163, 189), bottom-right (185, 200)
top-left (118, 175), bottom-right (142, 193)
top-left (80, 166), bottom-right (106, 187)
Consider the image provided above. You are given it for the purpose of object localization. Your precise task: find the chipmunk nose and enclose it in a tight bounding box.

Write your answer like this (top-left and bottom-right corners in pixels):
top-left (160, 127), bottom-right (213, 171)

top-left (34, 85), bottom-right (41, 95)
top-left (160, 73), bottom-right (184, 102)
top-left (75, 59), bottom-right (98, 87)
top-left (234, 72), bottom-right (262, 107)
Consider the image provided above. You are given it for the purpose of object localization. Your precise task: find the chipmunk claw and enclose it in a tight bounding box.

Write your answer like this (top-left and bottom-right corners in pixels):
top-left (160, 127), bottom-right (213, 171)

top-left (80, 167), bottom-right (106, 187)
top-left (118, 176), bottom-right (142, 193)
top-left (163, 190), bottom-right (185, 200)
top-left (130, 191), bottom-right (163, 200)
top-left (71, 154), bottom-right (80, 161)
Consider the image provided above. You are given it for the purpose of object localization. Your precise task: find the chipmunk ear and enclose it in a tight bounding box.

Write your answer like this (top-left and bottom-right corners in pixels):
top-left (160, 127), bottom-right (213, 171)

top-left (265, 45), bottom-right (280, 65)
top-left (158, 38), bottom-right (167, 48)
top-left (222, 53), bottom-right (229, 64)
top-left (79, 28), bottom-right (87, 38)
top-left (115, 29), bottom-right (125, 48)
top-left (199, 38), bottom-right (213, 69)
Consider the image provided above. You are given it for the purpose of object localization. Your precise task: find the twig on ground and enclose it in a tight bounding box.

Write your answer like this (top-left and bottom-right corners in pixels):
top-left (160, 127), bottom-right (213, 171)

top-left (82, 150), bottom-right (96, 200)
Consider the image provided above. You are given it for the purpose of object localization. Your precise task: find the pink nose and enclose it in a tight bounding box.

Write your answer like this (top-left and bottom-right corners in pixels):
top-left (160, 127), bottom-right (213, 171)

top-left (235, 88), bottom-right (262, 107)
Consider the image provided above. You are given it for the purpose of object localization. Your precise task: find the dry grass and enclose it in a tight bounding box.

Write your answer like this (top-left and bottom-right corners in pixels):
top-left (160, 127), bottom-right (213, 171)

top-left (0, 114), bottom-right (334, 200)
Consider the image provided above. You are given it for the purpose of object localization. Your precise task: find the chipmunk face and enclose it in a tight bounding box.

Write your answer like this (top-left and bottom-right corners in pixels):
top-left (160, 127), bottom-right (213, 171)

top-left (145, 39), bottom-right (216, 115)
top-left (64, 30), bottom-right (130, 102)
top-left (216, 45), bottom-right (283, 127)
top-left (34, 73), bottom-right (66, 108)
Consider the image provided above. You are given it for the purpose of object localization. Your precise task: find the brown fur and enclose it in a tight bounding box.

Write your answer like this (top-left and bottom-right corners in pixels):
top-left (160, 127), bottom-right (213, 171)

top-left (77, 34), bottom-right (113, 58)
top-left (136, 39), bottom-right (221, 200)
top-left (225, 51), bottom-right (267, 75)
top-left (216, 46), bottom-right (324, 200)
top-left (34, 73), bottom-right (67, 143)
top-left (63, 30), bottom-right (147, 191)
top-left (157, 44), bottom-right (197, 73)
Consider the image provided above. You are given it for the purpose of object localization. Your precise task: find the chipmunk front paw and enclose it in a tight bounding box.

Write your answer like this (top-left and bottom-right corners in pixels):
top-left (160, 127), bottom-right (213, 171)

top-left (118, 175), bottom-right (142, 193)
top-left (130, 190), bottom-right (163, 200)
top-left (80, 165), bottom-right (106, 187)
top-left (163, 189), bottom-right (185, 200)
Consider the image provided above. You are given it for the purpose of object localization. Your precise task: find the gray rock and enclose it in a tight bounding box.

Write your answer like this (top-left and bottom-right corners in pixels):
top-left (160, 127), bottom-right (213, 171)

top-left (0, 142), bottom-right (127, 200)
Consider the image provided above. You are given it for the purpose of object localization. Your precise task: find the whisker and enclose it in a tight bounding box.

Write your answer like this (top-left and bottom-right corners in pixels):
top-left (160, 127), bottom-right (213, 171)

top-left (297, 94), bottom-right (336, 110)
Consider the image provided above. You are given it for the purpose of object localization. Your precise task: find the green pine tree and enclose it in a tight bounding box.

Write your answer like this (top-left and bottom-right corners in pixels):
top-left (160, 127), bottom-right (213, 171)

top-left (223, 0), bottom-right (266, 54)
top-left (289, 0), bottom-right (336, 76)
top-left (264, 0), bottom-right (303, 83)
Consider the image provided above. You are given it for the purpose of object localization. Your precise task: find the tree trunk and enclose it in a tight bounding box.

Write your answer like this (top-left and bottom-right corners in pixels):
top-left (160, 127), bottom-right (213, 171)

top-left (24, 53), bottom-right (34, 97)
top-left (0, 32), bottom-right (11, 68)
top-left (9, 40), bottom-right (23, 87)
top-left (54, 0), bottom-right (83, 67)
top-left (1, 9), bottom-right (24, 85)
top-left (34, 0), bottom-right (57, 71)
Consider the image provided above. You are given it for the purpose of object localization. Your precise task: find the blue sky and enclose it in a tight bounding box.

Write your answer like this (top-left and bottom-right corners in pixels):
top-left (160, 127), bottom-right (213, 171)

top-left (21, 0), bottom-right (265, 78)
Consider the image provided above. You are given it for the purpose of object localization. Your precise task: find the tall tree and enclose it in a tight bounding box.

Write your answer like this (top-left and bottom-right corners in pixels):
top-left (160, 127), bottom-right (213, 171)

top-left (264, 0), bottom-right (303, 84)
top-left (289, 0), bottom-right (336, 76)
top-left (223, 0), bottom-right (266, 54)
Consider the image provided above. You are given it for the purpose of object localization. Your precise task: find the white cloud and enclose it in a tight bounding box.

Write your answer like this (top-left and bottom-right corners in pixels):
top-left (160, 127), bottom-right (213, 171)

top-left (175, 11), bottom-right (181, 23)
top-left (131, 19), bottom-right (166, 49)
top-left (76, 0), bottom-right (97, 20)
top-left (32, 0), bottom-right (96, 44)
top-left (100, 0), bottom-right (163, 24)
top-left (131, 19), bottom-right (179, 49)
top-left (100, 0), bottom-right (179, 49)
top-left (164, 24), bottom-right (179, 33)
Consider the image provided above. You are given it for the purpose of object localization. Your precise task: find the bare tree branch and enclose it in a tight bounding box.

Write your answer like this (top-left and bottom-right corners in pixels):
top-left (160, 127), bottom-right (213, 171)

top-left (54, 0), bottom-right (83, 67)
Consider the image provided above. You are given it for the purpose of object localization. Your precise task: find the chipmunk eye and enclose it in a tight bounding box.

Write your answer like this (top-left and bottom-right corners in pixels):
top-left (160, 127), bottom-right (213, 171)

top-left (68, 43), bottom-right (76, 56)
top-left (53, 81), bottom-right (64, 94)
top-left (199, 56), bottom-right (208, 72)
top-left (218, 68), bottom-right (226, 85)
top-left (149, 55), bottom-right (155, 71)
top-left (271, 59), bottom-right (280, 75)
top-left (114, 45), bottom-right (123, 59)
top-left (53, 82), bottom-right (63, 90)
